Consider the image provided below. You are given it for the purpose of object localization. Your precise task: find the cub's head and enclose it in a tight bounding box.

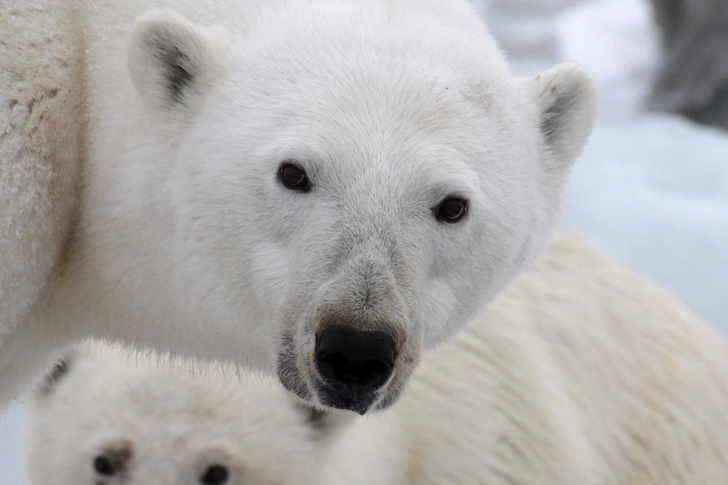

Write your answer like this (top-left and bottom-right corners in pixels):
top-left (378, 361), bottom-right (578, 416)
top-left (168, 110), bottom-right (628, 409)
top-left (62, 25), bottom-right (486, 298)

top-left (124, 7), bottom-right (597, 413)
top-left (26, 344), bottom-right (326, 485)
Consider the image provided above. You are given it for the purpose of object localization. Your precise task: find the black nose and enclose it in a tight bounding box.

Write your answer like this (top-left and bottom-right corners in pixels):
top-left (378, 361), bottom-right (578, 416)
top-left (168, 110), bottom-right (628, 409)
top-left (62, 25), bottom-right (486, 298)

top-left (315, 325), bottom-right (397, 394)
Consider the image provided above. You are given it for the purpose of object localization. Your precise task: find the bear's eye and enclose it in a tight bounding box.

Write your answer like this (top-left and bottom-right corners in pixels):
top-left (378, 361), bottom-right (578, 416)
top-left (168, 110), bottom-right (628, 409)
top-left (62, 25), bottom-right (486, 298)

top-left (278, 162), bottom-right (311, 192)
top-left (93, 455), bottom-right (115, 476)
top-left (200, 464), bottom-right (229, 485)
top-left (434, 197), bottom-right (468, 223)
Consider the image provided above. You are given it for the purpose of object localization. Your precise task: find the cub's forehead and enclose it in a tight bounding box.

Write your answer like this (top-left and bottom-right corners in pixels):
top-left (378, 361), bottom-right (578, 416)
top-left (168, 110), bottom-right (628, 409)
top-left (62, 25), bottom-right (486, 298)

top-left (48, 379), bottom-right (251, 450)
top-left (61, 370), bottom-right (294, 429)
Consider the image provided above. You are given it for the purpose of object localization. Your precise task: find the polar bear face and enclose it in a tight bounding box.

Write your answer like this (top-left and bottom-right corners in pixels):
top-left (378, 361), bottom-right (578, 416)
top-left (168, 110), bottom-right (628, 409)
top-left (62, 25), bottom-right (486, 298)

top-left (124, 7), bottom-right (597, 413)
top-left (26, 346), bottom-right (322, 485)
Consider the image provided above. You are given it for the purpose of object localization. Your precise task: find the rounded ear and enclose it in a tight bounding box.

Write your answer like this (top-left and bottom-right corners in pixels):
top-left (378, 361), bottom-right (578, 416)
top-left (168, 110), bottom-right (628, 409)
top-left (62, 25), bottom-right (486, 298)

top-left (521, 63), bottom-right (599, 172)
top-left (126, 10), bottom-right (230, 109)
top-left (37, 352), bottom-right (75, 396)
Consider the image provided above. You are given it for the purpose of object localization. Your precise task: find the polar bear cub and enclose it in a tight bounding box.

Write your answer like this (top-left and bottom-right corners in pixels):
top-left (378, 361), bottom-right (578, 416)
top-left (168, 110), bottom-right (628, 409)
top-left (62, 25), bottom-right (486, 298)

top-left (0, 0), bottom-right (597, 412)
top-left (26, 343), bottom-right (324, 485)
top-left (26, 234), bottom-right (728, 485)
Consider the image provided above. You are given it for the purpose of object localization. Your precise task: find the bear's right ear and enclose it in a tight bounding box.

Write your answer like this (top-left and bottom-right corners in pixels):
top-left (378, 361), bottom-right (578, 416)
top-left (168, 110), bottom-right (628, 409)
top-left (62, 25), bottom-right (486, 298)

top-left (520, 63), bottom-right (599, 174)
top-left (126, 10), bottom-right (230, 109)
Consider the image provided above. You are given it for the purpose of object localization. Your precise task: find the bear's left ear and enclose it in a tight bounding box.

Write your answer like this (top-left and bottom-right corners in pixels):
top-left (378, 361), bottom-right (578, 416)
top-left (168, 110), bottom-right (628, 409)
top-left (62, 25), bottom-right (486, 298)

top-left (521, 63), bottom-right (598, 172)
top-left (126, 10), bottom-right (230, 109)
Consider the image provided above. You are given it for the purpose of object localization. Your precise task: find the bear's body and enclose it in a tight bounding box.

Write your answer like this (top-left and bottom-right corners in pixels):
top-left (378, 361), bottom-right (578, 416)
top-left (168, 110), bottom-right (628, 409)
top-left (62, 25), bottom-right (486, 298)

top-left (27, 234), bottom-right (728, 484)
top-left (0, 0), bottom-right (597, 411)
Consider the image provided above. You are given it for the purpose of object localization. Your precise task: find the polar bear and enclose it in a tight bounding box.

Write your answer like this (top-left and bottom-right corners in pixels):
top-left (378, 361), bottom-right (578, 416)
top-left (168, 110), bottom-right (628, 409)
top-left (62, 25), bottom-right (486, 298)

top-left (26, 234), bottom-right (728, 484)
top-left (0, 0), bottom-right (598, 412)
top-left (26, 342), bottom-right (324, 485)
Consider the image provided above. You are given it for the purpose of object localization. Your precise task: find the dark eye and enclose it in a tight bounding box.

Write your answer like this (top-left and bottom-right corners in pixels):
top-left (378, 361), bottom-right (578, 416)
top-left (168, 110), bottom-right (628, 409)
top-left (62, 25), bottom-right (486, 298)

top-left (200, 464), bottom-right (229, 485)
top-left (93, 455), bottom-right (115, 476)
top-left (434, 197), bottom-right (468, 223)
top-left (278, 162), bottom-right (311, 192)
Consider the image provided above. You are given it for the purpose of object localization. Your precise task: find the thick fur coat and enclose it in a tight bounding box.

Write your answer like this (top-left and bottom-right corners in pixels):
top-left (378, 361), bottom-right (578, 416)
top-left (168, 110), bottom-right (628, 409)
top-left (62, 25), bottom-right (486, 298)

top-left (26, 234), bottom-right (728, 485)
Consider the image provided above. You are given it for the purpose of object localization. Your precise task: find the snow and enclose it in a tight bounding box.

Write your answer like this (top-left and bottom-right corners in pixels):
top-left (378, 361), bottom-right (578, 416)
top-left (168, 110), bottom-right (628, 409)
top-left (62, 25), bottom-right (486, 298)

top-left (482, 0), bottom-right (660, 123)
top-left (561, 115), bottom-right (728, 330)
top-left (476, 0), bottom-right (727, 331)
top-left (2, 0), bottom-right (727, 482)
top-left (556, 0), bottom-right (660, 122)
top-left (1, 404), bottom-right (26, 485)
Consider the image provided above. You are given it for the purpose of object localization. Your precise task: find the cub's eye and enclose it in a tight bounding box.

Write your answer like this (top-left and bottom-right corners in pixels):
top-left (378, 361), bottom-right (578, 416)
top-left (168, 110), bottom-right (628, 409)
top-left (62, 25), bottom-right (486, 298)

top-left (278, 162), bottom-right (311, 192)
top-left (93, 455), bottom-right (115, 476)
top-left (434, 197), bottom-right (468, 223)
top-left (200, 464), bottom-right (229, 485)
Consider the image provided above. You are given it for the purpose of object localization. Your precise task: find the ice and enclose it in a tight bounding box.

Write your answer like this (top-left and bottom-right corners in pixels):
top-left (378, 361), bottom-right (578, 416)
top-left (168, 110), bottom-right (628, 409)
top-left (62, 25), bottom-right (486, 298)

top-left (556, 0), bottom-right (660, 122)
top-left (473, 0), bottom-right (660, 123)
top-left (478, 0), bottom-right (727, 331)
top-left (0, 404), bottom-right (26, 485)
top-left (560, 114), bottom-right (728, 331)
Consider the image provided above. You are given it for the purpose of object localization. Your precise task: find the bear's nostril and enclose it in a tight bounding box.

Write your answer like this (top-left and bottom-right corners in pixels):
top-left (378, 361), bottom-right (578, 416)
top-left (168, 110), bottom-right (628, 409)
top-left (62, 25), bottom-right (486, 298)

top-left (315, 325), bottom-right (397, 392)
top-left (317, 351), bottom-right (393, 390)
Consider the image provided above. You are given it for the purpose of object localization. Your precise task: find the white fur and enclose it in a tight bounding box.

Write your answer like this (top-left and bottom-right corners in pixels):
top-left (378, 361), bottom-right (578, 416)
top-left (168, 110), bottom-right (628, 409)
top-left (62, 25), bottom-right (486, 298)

top-left (26, 234), bottom-right (728, 484)
top-left (0, 0), bottom-right (598, 410)
top-left (25, 343), bottom-right (323, 485)
top-left (322, 234), bottom-right (728, 484)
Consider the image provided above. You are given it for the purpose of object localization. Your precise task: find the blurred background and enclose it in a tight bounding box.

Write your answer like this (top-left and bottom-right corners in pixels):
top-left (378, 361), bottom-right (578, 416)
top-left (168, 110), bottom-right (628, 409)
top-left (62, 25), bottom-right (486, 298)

top-left (2, 0), bottom-right (727, 482)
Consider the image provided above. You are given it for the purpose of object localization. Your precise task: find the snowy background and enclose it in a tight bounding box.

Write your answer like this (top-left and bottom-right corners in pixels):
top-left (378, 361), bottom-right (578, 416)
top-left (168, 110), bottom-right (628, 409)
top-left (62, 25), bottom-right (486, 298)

top-left (2, 0), bottom-right (727, 483)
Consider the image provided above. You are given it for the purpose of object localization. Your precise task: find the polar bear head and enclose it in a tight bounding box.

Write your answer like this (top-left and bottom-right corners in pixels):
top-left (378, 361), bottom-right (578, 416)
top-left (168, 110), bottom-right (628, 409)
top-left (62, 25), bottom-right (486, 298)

top-left (123, 6), bottom-right (597, 413)
top-left (26, 344), bottom-right (324, 485)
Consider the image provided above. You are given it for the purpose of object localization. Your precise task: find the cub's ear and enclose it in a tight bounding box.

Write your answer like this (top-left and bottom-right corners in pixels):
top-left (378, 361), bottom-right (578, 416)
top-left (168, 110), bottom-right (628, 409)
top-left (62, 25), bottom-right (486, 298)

top-left (38, 352), bottom-right (75, 396)
top-left (521, 63), bottom-right (598, 173)
top-left (126, 10), bottom-right (230, 109)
